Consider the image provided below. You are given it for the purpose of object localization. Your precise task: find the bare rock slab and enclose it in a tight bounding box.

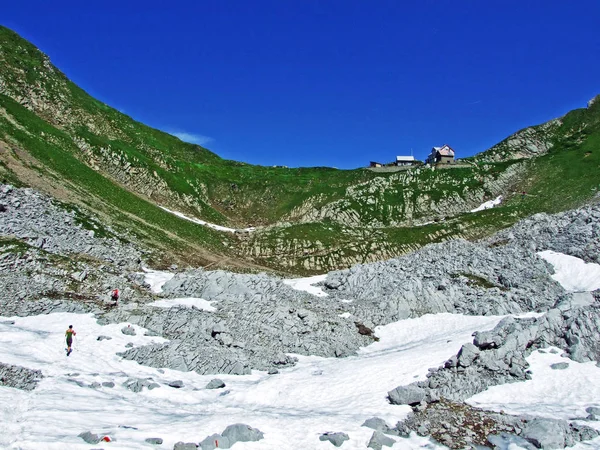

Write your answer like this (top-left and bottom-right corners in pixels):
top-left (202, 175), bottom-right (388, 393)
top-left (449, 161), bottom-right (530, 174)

top-left (319, 432), bottom-right (349, 447)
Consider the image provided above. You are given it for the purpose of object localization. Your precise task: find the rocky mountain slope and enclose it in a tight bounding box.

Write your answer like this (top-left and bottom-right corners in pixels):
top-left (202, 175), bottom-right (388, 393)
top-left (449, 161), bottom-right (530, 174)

top-left (1, 25), bottom-right (599, 273)
top-left (4, 179), bottom-right (599, 374)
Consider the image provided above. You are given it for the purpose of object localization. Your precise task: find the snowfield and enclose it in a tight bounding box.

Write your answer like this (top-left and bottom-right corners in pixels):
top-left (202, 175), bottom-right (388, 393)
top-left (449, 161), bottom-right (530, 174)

top-left (283, 274), bottom-right (328, 297)
top-left (149, 297), bottom-right (217, 312)
top-left (538, 250), bottom-right (600, 293)
top-left (0, 312), bottom-right (503, 449)
top-left (1, 249), bottom-right (600, 448)
top-left (159, 206), bottom-right (256, 233)
top-left (468, 348), bottom-right (600, 422)
top-left (2, 308), bottom-right (599, 449)
top-left (142, 268), bottom-right (175, 294)
top-left (470, 195), bottom-right (503, 213)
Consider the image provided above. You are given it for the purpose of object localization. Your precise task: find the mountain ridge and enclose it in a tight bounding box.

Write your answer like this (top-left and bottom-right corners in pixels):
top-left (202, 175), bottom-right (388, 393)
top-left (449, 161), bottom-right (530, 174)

top-left (1, 25), bottom-right (599, 274)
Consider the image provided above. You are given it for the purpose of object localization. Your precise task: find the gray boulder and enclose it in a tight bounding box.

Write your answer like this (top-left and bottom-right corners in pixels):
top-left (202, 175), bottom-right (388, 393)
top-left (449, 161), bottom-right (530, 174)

top-left (145, 437), bottom-right (163, 445)
top-left (550, 362), bottom-right (569, 370)
top-left (205, 379), bottom-right (226, 389)
top-left (212, 323), bottom-right (228, 336)
top-left (221, 423), bottom-right (264, 444)
top-left (319, 432), bottom-right (349, 447)
top-left (457, 342), bottom-right (480, 367)
top-left (361, 417), bottom-right (394, 434)
top-left (586, 406), bottom-right (600, 416)
top-left (367, 431), bottom-right (396, 449)
top-left (123, 378), bottom-right (145, 393)
top-left (68, 378), bottom-right (86, 387)
top-left (168, 380), bottom-right (184, 388)
top-left (199, 433), bottom-right (230, 449)
top-left (121, 325), bottom-right (136, 336)
top-left (123, 378), bottom-right (155, 393)
top-left (487, 433), bottom-right (537, 450)
top-left (173, 442), bottom-right (197, 450)
top-left (521, 418), bottom-right (568, 449)
top-left (70, 270), bottom-right (88, 282)
top-left (387, 385), bottom-right (426, 405)
top-left (78, 431), bottom-right (101, 444)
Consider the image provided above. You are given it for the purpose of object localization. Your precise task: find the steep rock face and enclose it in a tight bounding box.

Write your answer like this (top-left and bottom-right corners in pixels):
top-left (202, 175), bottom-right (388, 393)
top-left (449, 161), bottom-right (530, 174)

top-left (281, 163), bottom-right (526, 227)
top-left (0, 41), bottom-right (75, 132)
top-left (2, 27), bottom-right (600, 277)
top-left (478, 119), bottom-right (562, 163)
top-left (239, 230), bottom-right (408, 272)
top-left (236, 161), bottom-right (532, 272)
top-left (477, 94), bottom-right (600, 165)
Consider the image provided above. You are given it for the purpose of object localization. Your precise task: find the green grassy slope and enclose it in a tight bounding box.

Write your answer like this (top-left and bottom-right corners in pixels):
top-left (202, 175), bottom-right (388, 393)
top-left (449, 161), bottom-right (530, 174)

top-left (0, 93), bottom-right (238, 265)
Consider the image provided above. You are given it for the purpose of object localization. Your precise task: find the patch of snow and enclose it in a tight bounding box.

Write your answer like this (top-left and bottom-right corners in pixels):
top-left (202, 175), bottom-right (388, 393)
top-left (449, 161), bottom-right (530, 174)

top-left (513, 311), bottom-right (546, 319)
top-left (414, 221), bottom-right (434, 227)
top-left (141, 268), bottom-right (174, 294)
top-left (159, 206), bottom-right (255, 233)
top-left (471, 195), bottom-right (503, 213)
top-left (468, 348), bottom-right (600, 429)
top-left (149, 298), bottom-right (217, 312)
top-left (0, 312), bottom-right (502, 449)
top-left (340, 299), bottom-right (353, 303)
top-left (538, 250), bottom-right (600, 292)
top-left (338, 312), bottom-right (351, 319)
top-left (569, 292), bottom-right (596, 307)
top-left (283, 275), bottom-right (328, 297)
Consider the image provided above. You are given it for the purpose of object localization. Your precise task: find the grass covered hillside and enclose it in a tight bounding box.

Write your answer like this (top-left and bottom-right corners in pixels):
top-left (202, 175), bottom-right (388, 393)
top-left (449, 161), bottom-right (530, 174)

top-left (0, 25), bottom-right (598, 273)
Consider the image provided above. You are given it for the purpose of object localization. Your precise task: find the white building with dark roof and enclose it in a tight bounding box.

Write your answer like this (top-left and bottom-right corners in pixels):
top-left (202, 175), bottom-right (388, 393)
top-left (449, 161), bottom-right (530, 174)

top-left (395, 155), bottom-right (416, 166)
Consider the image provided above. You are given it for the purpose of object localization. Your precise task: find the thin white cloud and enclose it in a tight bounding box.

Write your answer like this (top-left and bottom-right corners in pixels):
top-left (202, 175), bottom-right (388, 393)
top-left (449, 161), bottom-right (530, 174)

top-left (170, 131), bottom-right (214, 146)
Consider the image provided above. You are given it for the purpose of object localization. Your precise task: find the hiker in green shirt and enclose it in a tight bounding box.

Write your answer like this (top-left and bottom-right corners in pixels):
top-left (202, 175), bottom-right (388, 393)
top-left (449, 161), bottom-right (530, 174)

top-left (65, 325), bottom-right (76, 356)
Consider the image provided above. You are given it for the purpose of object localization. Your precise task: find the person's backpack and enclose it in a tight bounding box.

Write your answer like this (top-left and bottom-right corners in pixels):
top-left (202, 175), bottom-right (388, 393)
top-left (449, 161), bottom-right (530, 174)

top-left (111, 289), bottom-right (119, 300)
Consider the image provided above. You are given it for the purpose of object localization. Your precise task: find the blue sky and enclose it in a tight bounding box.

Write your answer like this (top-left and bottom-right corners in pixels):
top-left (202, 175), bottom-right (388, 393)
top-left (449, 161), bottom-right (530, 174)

top-left (4, 1), bottom-right (600, 169)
